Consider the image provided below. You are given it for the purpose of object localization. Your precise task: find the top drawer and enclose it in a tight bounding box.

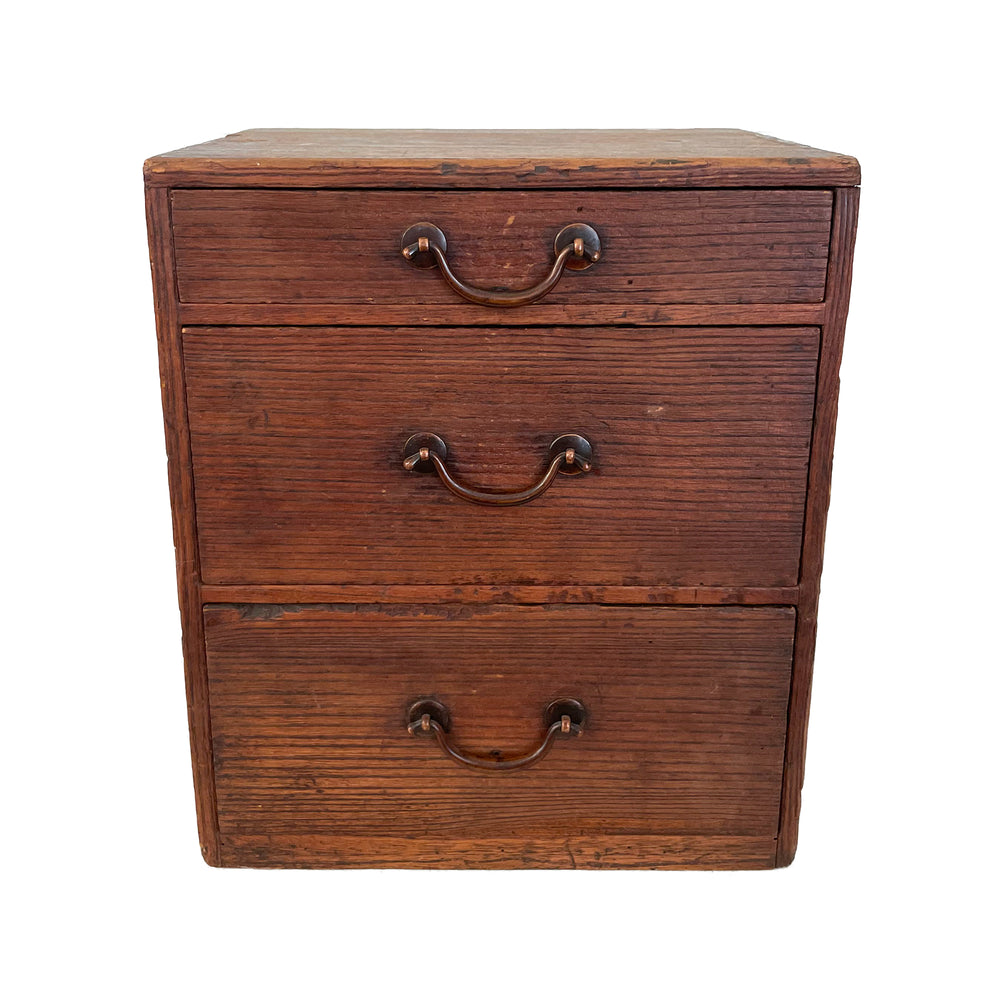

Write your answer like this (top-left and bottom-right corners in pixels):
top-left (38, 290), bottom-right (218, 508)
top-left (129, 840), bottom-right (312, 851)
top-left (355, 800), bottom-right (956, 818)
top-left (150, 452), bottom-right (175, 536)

top-left (171, 189), bottom-right (832, 306)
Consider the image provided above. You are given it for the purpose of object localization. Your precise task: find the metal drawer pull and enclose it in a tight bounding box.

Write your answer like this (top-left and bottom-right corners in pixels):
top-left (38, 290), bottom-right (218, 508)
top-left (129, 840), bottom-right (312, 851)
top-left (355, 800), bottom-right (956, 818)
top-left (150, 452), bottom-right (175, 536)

top-left (400, 222), bottom-right (601, 307)
top-left (407, 699), bottom-right (586, 771)
top-left (402, 433), bottom-right (593, 507)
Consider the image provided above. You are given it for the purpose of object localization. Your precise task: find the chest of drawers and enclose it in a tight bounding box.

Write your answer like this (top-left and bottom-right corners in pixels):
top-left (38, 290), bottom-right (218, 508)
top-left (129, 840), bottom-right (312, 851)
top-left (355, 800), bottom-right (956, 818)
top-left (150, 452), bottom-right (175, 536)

top-left (145, 129), bottom-right (859, 869)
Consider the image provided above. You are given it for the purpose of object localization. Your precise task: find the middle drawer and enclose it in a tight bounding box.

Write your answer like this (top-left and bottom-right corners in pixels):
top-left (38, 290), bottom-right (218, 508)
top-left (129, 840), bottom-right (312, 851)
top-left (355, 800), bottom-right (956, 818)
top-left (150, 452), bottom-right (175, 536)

top-left (183, 325), bottom-right (818, 588)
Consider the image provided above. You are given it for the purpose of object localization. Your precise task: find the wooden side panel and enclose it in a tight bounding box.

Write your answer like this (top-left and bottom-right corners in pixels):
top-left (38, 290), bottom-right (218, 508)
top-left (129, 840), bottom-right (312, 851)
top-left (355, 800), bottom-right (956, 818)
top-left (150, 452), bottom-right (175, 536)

top-left (171, 189), bottom-right (832, 306)
top-left (183, 326), bottom-right (819, 589)
top-left (145, 187), bottom-right (220, 865)
top-left (204, 604), bottom-right (794, 868)
top-left (775, 187), bottom-right (860, 866)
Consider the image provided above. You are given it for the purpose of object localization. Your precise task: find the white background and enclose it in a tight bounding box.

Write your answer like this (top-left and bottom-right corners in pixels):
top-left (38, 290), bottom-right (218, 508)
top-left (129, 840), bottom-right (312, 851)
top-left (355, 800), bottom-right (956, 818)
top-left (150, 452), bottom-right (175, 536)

top-left (4, 2), bottom-right (997, 996)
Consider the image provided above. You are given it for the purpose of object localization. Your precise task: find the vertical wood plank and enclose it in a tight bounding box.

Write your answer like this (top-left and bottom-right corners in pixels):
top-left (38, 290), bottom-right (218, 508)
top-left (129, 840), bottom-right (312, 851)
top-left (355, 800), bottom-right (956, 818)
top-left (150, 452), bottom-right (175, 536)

top-left (775, 186), bottom-right (860, 866)
top-left (145, 186), bottom-right (221, 866)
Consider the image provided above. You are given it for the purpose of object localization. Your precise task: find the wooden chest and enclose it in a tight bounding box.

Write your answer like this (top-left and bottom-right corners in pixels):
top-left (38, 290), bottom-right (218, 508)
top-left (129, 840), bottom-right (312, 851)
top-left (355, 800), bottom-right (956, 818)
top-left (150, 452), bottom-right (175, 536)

top-left (145, 129), bottom-right (859, 869)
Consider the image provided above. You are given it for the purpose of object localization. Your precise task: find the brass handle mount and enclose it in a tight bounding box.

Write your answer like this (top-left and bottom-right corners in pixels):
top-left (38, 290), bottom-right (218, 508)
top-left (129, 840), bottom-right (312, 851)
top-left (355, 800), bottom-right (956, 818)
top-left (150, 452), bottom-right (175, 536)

top-left (402, 433), bottom-right (593, 507)
top-left (407, 698), bottom-right (586, 771)
top-left (400, 222), bottom-right (601, 307)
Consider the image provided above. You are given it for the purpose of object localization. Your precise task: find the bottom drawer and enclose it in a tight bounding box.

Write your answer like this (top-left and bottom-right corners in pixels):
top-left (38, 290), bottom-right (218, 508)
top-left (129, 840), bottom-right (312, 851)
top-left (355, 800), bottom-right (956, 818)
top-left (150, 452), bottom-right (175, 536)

top-left (204, 604), bottom-right (794, 869)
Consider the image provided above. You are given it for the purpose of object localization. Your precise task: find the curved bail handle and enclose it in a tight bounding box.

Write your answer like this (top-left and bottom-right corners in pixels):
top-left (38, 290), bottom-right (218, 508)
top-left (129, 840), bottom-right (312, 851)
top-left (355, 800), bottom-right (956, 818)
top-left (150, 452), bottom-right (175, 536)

top-left (402, 433), bottom-right (593, 506)
top-left (401, 223), bottom-right (601, 307)
top-left (407, 698), bottom-right (586, 771)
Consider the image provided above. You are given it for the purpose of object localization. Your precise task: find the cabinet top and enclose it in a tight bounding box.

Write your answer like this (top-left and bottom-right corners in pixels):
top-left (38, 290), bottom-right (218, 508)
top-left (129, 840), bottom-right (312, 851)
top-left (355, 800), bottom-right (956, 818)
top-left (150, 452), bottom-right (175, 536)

top-left (144, 128), bottom-right (859, 189)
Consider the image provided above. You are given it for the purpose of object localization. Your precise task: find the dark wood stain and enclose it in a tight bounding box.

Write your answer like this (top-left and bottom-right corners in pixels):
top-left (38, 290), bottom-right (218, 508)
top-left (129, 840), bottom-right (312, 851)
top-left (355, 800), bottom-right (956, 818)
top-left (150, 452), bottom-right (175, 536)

top-left (220, 834), bottom-right (779, 870)
top-left (183, 326), bottom-right (819, 589)
top-left (145, 187), bottom-right (220, 865)
top-left (144, 128), bottom-right (859, 870)
top-left (204, 605), bottom-right (794, 864)
top-left (198, 583), bottom-right (800, 606)
top-left (171, 189), bottom-right (833, 307)
top-left (175, 301), bottom-right (828, 328)
top-left (775, 186), bottom-right (860, 867)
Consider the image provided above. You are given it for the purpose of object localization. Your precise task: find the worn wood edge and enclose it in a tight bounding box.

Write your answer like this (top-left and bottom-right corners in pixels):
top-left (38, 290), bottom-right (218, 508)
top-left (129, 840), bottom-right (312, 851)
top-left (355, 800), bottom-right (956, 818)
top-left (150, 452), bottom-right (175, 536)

top-left (143, 128), bottom-right (859, 187)
top-left (144, 160), bottom-right (859, 189)
top-left (146, 185), bottom-right (221, 866)
top-left (177, 303), bottom-right (827, 327)
top-left (145, 128), bottom-right (858, 173)
top-left (217, 833), bottom-right (778, 870)
top-left (199, 584), bottom-right (800, 606)
top-left (775, 186), bottom-right (859, 867)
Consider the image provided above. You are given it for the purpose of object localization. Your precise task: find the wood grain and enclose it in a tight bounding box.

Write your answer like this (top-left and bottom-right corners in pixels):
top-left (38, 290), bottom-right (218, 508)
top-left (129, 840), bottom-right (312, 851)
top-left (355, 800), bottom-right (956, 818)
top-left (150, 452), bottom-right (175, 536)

top-left (176, 302), bottom-right (828, 327)
top-left (198, 584), bottom-right (799, 606)
top-left (145, 188), bottom-right (220, 865)
top-left (219, 833), bottom-right (778, 870)
top-left (145, 128), bottom-right (860, 188)
top-left (145, 128), bottom-right (859, 870)
top-left (172, 189), bottom-right (833, 306)
top-left (775, 186), bottom-right (860, 867)
top-left (204, 604), bottom-right (794, 867)
top-left (183, 325), bottom-right (819, 589)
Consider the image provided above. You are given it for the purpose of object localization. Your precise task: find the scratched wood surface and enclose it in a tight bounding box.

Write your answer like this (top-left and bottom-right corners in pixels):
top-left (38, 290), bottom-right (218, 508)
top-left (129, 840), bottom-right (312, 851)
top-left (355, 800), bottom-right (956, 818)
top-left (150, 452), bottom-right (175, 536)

top-left (183, 325), bottom-right (819, 589)
top-left (205, 604), bottom-right (794, 865)
top-left (175, 301), bottom-right (828, 328)
top-left (776, 186), bottom-right (861, 866)
top-left (145, 128), bottom-right (860, 188)
top-left (145, 187), bottom-right (220, 865)
top-left (198, 583), bottom-right (799, 606)
top-left (172, 189), bottom-right (833, 306)
top-left (220, 834), bottom-right (779, 870)
top-left (146, 129), bottom-right (859, 870)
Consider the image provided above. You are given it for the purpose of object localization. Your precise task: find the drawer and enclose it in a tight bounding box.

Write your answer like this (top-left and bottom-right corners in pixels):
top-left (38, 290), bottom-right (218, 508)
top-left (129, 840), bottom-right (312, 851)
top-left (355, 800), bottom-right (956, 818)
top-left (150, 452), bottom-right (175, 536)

top-left (184, 325), bottom-right (818, 588)
top-left (205, 604), bottom-right (794, 868)
top-left (171, 189), bottom-right (833, 306)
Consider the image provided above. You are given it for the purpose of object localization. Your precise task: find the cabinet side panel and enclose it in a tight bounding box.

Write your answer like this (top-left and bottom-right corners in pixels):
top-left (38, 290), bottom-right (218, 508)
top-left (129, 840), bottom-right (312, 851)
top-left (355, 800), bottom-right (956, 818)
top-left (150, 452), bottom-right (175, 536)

top-left (145, 184), bottom-right (221, 865)
top-left (776, 186), bottom-right (860, 866)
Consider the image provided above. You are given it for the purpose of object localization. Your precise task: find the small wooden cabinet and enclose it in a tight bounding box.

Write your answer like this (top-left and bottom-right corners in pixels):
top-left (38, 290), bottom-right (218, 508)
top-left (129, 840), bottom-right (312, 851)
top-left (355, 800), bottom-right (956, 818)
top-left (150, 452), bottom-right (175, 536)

top-left (145, 130), bottom-right (859, 868)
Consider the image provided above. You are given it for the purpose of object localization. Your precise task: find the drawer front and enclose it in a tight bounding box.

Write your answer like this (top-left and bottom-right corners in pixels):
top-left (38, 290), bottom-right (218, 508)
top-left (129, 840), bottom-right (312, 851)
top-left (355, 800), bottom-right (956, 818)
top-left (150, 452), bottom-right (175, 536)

top-left (184, 325), bottom-right (818, 588)
top-left (172, 189), bottom-right (832, 306)
top-left (205, 604), bottom-right (794, 862)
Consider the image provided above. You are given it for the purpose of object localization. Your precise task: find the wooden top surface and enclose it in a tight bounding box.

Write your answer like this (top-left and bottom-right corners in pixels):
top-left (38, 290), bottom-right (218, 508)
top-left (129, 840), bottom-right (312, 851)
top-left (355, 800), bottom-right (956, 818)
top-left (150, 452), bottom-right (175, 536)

top-left (145, 129), bottom-right (860, 188)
